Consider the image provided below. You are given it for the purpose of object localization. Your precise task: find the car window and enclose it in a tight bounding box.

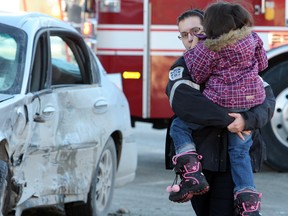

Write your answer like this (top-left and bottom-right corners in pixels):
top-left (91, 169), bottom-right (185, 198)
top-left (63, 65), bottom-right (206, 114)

top-left (50, 36), bottom-right (83, 85)
top-left (30, 33), bottom-right (48, 92)
top-left (89, 49), bottom-right (101, 84)
top-left (0, 24), bottom-right (27, 94)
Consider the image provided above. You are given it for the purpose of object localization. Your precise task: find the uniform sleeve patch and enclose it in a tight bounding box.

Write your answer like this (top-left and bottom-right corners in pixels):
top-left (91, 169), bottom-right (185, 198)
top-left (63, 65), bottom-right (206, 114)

top-left (169, 66), bottom-right (184, 81)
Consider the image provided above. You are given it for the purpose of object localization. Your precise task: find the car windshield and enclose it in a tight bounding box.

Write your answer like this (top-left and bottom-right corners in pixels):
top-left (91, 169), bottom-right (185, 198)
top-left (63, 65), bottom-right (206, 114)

top-left (0, 23), bottom-right (27, 94)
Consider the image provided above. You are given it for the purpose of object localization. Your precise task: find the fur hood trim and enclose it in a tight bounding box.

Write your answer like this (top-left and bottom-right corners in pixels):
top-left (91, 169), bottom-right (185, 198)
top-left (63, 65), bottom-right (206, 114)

top-left (204, 26), bottom-right (252, 52)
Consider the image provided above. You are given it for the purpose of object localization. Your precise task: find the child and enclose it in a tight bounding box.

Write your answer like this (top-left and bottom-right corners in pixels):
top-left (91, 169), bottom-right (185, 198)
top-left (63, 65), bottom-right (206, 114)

top-left (168, 2), bottom-right (266, 215)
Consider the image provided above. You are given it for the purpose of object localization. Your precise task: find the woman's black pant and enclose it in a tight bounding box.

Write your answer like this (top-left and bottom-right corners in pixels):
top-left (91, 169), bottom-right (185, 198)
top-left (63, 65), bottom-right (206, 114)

top-left (191, 169), bottom-right (235, 216)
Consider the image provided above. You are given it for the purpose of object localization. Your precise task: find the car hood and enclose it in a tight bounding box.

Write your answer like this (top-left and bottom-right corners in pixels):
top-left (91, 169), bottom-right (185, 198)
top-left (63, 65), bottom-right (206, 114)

top-left (0, 94), bottom-right (14, 102)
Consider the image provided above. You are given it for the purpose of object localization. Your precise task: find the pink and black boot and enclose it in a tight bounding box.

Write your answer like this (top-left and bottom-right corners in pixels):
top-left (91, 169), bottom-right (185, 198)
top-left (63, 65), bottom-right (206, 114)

top-left (166, 151), bottom-right (209, 203)
top-left (234, 190), bottom-right (262, 216)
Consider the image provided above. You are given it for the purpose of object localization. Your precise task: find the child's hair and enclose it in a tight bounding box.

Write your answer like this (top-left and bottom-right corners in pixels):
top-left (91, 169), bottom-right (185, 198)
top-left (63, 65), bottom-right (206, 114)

top-left (203, 2), bottom-right (253, 39)
top-left (177, 9), bottom-right (204, 25)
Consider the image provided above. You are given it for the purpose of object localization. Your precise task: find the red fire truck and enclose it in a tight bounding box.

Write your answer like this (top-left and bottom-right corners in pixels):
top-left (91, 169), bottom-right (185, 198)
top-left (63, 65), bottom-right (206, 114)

top-left (20, 0), bottom-right (288, 171)
top-left (94, 0), bottom-right (288, 172)
top-left (95, 0), bottom-right (284, 126)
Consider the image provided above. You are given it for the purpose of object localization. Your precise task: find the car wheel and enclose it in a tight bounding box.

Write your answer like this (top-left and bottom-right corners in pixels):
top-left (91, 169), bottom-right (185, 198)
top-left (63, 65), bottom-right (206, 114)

top-left (0, 160), bottom-right (10, 215)
top-left (65, 137), bottom-right (117, 216)
top-left (262, 60), bottom-right (288, 171)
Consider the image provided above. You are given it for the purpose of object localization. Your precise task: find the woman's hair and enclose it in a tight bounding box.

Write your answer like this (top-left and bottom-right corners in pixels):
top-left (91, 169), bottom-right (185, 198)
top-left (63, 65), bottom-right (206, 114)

top-left (177, 9), bottom-right (204, 25)
top-left (203, 2), bottom-right (253, 39)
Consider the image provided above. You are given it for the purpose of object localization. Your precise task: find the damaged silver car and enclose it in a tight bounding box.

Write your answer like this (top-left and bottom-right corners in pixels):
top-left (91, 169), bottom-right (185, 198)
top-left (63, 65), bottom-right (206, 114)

top-left (0, 12), bottom-right (137, 216)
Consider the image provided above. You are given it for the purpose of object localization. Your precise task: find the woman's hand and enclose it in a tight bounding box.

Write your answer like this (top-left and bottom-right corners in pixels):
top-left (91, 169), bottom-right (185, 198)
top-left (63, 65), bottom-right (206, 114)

top-left (227, 113), bottom-right (250, 140)
top-left (227, 113), bottom-right (245, 132)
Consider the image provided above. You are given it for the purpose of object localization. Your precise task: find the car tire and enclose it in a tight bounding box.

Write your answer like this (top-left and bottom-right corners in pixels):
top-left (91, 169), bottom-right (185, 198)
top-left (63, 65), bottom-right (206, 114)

top-left (0, 160), bottom-right (10, 215)
top-left (65, 137), bottom-right (117, 216)
top-left (262, 61), bottom-right (288, 171)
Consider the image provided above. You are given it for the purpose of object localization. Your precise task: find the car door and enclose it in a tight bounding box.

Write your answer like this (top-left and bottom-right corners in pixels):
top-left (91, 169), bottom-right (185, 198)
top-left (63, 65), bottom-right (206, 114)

top-left (20, 30), bottom-right (108, 200)
top-left (16, 31), bottom-right (64, 202)
top-left (47, 31), bottom-right (110, 196)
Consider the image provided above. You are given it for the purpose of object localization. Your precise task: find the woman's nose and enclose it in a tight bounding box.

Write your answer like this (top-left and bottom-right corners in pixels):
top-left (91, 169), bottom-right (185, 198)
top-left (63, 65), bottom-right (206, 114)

top-left (188, 33), bottom-right (194, 41)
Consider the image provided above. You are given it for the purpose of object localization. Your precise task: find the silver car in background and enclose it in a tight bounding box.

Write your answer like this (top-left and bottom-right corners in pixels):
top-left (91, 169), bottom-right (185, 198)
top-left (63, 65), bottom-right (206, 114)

top-left (0, 12), bottom-right (137, 216)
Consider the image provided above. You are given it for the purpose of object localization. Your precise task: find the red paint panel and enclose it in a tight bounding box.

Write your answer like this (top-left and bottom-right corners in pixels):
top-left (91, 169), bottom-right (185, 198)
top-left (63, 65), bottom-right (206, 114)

top-left (98, 55), bottom-right (143, 117)
top-left (123, 78), bottom-right (143, 117)
top-left (150, 0), bottom-right (208, 25)
top-left (98, 0), bottom-right (143, 24)
top-left (150, 55), bottom-right (175, 118)
top-left (253, 0), bottom-right (285, 26)
top-left (97, 0), bottom-right (286, 120)
top-left (150, 0), bottom-right (285, 27)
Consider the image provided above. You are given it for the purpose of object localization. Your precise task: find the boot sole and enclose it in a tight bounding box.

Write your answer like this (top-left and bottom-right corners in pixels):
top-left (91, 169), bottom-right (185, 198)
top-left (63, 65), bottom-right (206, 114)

top-left (169, 185), bottom-right (209, 203)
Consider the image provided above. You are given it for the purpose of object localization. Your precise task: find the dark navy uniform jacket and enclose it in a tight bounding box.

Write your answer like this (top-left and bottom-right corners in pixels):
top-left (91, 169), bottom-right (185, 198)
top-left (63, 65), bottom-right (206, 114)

top-left (165, 56), bottom-right (276, 172)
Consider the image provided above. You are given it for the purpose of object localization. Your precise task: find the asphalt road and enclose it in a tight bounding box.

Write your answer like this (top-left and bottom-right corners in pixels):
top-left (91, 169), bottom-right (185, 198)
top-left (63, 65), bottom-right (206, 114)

top-left (108, 122), bottom-right (288, 216)
top-left (21, 122), bottom-right (288, 216)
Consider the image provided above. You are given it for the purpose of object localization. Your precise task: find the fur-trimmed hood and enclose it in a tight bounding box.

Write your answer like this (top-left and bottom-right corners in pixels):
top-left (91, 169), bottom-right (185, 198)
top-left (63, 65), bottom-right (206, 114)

top-left (204, 26), bottom-right (251, 52)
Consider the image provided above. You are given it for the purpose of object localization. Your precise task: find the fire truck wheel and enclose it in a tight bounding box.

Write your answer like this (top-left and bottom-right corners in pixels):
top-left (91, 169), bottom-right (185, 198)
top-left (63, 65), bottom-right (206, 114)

top-left (65, 137), bottom-right (117, 216)
top-left (261, 60), bottom-right (288, 172)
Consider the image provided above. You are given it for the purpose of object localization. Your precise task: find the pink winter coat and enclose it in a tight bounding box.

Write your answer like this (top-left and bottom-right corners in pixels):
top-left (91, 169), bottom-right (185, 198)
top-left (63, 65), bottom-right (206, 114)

top-left (184, 26), bottom-right (267, 109)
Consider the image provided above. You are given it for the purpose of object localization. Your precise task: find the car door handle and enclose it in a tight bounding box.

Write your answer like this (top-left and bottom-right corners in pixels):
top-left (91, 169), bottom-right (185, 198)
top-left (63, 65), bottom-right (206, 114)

top-left (34, 106), bottom-right (56, 123)
top-left (43, 106), bottom-right (56, 115)
top-left (94, 99), bottom-right (108, 113)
